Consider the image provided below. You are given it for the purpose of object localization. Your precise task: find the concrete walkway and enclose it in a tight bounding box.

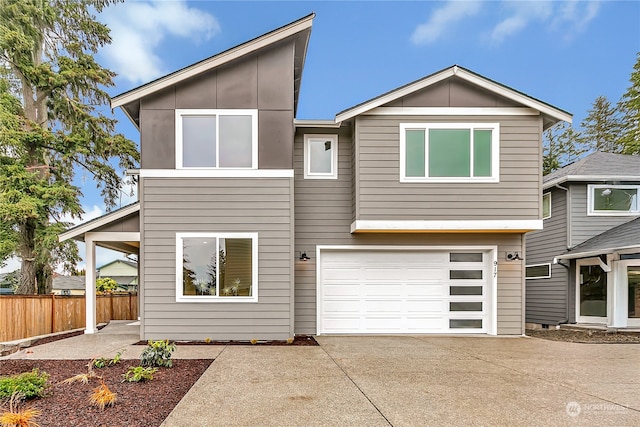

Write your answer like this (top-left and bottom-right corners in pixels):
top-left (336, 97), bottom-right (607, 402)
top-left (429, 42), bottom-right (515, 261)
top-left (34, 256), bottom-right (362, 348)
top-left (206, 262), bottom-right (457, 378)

top-left (3, 325), bottom-right (639, 426)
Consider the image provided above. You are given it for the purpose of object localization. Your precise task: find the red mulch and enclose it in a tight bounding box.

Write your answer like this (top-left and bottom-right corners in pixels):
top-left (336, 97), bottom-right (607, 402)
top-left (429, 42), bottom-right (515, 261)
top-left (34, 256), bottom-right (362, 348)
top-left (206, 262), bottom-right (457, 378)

top-left (0, 359), bottom-right (212, 427)
top-left (133, 334), bottom-right (318, 346)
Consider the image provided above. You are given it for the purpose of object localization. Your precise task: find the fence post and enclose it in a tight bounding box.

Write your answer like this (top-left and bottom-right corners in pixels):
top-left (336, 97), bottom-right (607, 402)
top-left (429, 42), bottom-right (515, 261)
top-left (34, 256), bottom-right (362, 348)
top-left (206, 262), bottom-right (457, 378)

top-left (51, 293), bottom-right (55, 333)
top-left (110, 293), bottom-right (114, 321)
top-left (129, 293), bottom-right (133, 320)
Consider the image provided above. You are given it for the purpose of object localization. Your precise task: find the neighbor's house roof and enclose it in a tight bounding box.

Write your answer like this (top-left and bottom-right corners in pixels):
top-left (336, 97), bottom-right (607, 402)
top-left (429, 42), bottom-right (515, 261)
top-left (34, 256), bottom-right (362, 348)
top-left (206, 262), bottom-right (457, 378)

top-left (111, 13), bottom-right (314, 129)
top-left (52, 276), bottom-right (86, 291)
top-left (544, 151), bottom-right (640, 190)
top-left (555, 217), bottom-right (640, 261)
top-left (334, 65), bottom-right (572, 130)
top-left (97, 259), bottom-right (138, 271)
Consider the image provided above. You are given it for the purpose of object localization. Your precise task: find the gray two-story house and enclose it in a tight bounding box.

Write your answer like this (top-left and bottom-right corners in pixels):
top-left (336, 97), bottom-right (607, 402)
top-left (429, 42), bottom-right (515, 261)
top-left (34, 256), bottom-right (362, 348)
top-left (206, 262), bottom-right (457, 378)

top-left (61, 14), bottom-right (571, 340)
top-left (526, 151), bottom-right (640, 329)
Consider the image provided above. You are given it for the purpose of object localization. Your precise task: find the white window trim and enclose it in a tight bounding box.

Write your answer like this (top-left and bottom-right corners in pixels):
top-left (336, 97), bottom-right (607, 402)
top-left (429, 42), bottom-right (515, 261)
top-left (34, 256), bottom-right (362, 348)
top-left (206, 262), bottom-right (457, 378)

top-left (175, 232), bottom-right (258, 303)
top-left (542, 192), bottom-right (552, 220)
top-left (525, 263), bottom-right (551, 279)
top-left (587, 184), bottom-right (640, 216)
top-left (303, 134), bottom-right (338, 179)
top-left (399, 123), bottom-right (500, 183)
top-left (175, 109), bottom-right (258, 170)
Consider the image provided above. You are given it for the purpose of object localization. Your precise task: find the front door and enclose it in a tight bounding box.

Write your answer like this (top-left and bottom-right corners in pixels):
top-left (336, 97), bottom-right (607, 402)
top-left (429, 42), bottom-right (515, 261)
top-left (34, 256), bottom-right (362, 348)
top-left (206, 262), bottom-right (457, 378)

top-left (576, 259), bottom-right (608, 324)
top-left (625, 263), bottom-right (640, 327)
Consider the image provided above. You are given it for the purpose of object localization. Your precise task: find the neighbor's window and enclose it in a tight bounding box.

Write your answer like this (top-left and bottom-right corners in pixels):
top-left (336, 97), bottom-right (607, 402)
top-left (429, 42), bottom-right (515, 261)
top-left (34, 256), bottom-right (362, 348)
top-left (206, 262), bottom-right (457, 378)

top-left (176, 109), bottom-right (257, 169)
top-left (542, 193), bottom-right (551, 219)
top-left (588, 185), bottom-right (639, 215)
top-left (176, 233), bottom-right (258, 302)
top-left (525, 263), bottom-right (551, 279)
top-left (304, 134), bottom-right (338, 179)
top-left (400, 123), bottom-right (499, 182)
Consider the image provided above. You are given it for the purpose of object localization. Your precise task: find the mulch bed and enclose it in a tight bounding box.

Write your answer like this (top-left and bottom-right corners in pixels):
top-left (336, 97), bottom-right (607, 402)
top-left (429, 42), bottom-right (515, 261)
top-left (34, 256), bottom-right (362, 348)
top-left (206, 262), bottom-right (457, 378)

top-left (527, 328), bottom-right (640, 343)
top-left (133, 334), bottom-right (318, 346)
top-left (0, 359), bottom-right (212, 427)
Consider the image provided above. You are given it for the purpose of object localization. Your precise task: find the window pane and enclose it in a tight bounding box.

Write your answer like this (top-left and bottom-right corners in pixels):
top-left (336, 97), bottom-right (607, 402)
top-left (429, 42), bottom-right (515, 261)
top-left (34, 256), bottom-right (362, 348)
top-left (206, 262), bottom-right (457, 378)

top-left (593, 188), bottom-right (637, 212)
top-left (183, 116), bottom-right (216, 167)
top-left (429, 129), bottom-right (470, 177)
top-left (309, 139), bottom-right (333, 174)
top-left (579, 265), bottom-right (607, 317)
top-left (219, 115), bottom-right (253, 168)
top-left (542, 193), bottom-right (551, 218)
top-left (405, 130), bottom-right (425, 177)
top-left (526, 264), bottom-right (550, 279)
top-left (473, 130), bottom-right (492, 177)
top-left (450, 286), bottom-right (483, 296)
top-left (450, 253), bottom-right (483, 263)
top-left (450, 319), bottom-right (482, 329)
top-left (182, 238), bottom-right (217, 296)
top-left (450, 302), bottom-right (483, 312)
top-left (450, 270), bottom-right (483, 280)
top-left (219, 238), bottom-right (253, 297)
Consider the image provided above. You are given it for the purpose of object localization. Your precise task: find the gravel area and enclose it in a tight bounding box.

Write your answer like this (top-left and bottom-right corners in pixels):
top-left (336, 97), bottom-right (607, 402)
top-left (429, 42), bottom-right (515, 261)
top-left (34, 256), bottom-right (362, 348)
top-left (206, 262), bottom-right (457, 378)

top-left (527, 328), bottom-right (640, 343)
top-left (0, 358), bottom-right (212, 427)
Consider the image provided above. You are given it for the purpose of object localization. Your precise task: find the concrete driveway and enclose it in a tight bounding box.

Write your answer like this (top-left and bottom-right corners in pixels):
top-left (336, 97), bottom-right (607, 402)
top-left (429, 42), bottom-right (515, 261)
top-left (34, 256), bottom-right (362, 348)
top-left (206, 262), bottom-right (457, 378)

top-left (162, 336), bottom-right (640, 426)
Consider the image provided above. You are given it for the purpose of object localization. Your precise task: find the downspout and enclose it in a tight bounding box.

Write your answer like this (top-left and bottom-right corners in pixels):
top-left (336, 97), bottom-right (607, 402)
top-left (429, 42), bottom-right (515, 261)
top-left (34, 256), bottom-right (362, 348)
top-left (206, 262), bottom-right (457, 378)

top-left (554, 184), bottom-right (570, 324)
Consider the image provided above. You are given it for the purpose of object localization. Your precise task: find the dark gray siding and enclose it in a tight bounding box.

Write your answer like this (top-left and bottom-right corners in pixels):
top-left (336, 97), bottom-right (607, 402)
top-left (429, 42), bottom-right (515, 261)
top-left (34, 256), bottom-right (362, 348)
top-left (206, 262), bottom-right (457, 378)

top-left (139, 40), bottom-right (295, 170)
top-left (141, 177), bottom-right (293, 340)
top-left (525, 187), bottom-right (569, 325)
top-left (569, 183), bottom-right (640, 247)
top-left (355, 115), bottom-right (542, 221)
top-left (294, 126), bottom-right (527, 336)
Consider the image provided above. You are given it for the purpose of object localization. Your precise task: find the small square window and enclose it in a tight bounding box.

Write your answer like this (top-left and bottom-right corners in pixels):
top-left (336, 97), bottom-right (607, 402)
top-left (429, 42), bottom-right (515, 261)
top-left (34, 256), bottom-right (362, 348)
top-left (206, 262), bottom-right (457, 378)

top-left (542, 193), bottom-right (551, 219)
top-left (588, 185), bottom-right (639, 216)
top-left (304, 134), bottom-right (338, 179)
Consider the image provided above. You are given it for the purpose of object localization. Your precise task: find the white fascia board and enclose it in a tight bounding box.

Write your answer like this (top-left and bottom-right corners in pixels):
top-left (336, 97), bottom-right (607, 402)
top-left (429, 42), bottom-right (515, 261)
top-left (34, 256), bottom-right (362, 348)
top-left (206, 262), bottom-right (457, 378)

top-left (543, 175), bottom-right (640, 190)
top-left (139, 169), bottom-right (294, 178)
top-left (366, 107), bottom-right (540, 116)
top-left (59, 204), bottom-right (140, 242)
top-left (294, 119), bottom-right (342, 128)
top-left (111, 16), bottom-right (313, 108)
top-left (350, 220), bottom-right (543, 233)
top-left (554, 245), bottom-right (640, 262)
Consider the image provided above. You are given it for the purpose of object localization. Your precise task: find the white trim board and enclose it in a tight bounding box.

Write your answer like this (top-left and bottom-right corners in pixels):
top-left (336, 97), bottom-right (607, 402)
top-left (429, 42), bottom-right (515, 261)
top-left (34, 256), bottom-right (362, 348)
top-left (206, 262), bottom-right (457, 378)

top-left (350, 220), bottom-right (543, 233)
top-left (139, 169), bottom-right (294, 178)
top-left (366, 107), bottom-right (540, 116)
top-left (543, 175), bottom-right (640, 190)
top-left (59, 204), bottom-right (140, 242)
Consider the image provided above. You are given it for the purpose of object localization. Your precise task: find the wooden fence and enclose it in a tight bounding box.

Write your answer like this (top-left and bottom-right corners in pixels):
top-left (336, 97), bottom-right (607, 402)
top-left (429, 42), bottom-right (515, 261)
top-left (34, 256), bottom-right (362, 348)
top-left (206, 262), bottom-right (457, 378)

top-left (0, 293), bottom-right (138, 342)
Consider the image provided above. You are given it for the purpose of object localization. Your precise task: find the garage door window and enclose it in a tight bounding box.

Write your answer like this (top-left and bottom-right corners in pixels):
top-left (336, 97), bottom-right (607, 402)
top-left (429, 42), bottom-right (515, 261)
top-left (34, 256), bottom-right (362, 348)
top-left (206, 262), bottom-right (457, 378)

top-left (450, 319), bottom-right (483, 329)
top-left (450, 253), bottom-right (483, 263)
top-left (450, 286), bottom-right (483, 296)
top-left (450, 270), bottom-right (483, 280)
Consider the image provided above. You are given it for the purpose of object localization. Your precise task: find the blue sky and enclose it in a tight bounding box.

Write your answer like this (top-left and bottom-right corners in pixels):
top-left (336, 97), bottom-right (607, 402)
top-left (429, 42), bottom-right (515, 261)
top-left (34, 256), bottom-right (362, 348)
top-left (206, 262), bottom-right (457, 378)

top-left (3, 0), bottom-right (639, 273)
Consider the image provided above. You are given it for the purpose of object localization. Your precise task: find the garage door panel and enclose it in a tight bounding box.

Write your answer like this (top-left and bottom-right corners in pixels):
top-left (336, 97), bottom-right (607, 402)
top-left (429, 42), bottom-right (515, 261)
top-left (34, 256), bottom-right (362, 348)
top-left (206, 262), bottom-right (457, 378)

top-left (323, 318), bottom-right (360, 331)
top-left (364, 300), bottom-right (403, 312)
top-left (405, 268), bottom-right (444, 280)
top-left (363, 317), bottom-right (403, 331)
top-left (363, 283), bottom-right (401, 297)
top-left (406, 300), bottom-right (445, 313)
top-left (323, 267), bottom-right (361, 281)
top-left (323, 300), bottom-right (360, 313)
top-left (363, 267), bottom-right (403, 280)
top-left (406, 284), bottom-right (444, 297)
top-left (323, 284), bottom-right (360, 297)
top-left (405, 317), bottom-right (446, 331)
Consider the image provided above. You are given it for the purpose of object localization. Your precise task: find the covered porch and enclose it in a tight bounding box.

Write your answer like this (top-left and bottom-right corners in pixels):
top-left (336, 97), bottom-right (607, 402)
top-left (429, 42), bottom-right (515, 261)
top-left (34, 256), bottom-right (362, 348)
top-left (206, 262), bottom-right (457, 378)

top-left (59, 203), bottom-right (140, 334)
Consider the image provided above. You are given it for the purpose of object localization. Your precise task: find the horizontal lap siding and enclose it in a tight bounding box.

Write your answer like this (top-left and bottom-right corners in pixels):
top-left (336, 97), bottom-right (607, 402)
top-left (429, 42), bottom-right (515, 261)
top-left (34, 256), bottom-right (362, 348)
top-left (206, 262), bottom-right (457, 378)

top-left (142, 177), bottom-right (293, 340)
top-left (294, 127), bottom-right (525, 335)
top-left (525, 188), bottom-right (569, 325)
top-left (356, 115), bottom-right (541, 220)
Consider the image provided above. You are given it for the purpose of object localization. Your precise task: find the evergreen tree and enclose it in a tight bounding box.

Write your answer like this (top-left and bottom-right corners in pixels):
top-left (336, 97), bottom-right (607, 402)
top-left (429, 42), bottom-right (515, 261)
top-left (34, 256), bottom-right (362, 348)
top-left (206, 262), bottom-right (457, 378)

top-left (542, 121), bottom-right (586, 175)
top-left (0, 0), bottom-right (139, 294)
top-left (619, 52), bottom-right (640, 154)
top-left (580, 95), bottom-right (624, 153)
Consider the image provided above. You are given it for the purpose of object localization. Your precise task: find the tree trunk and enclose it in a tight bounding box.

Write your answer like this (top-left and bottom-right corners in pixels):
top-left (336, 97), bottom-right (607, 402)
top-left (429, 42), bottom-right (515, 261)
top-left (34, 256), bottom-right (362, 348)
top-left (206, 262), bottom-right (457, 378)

top-left (36, 265), bottom-right (52, 294)
top-left (15, 219), bottom-right (37, 294)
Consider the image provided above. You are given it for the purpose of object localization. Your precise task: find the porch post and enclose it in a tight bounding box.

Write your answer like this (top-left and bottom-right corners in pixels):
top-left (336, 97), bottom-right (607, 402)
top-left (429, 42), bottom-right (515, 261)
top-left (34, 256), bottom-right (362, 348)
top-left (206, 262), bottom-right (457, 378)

top-left (611, 259), bottom-right (626, 328)
top-left (85, 237), bottom-right (97, 334)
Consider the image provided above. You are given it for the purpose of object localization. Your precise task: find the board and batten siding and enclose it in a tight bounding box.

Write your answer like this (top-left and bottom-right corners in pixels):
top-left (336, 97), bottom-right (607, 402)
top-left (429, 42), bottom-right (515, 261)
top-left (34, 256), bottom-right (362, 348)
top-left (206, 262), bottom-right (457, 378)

top-left (141, 177), bottom-right (294, 340)
top-left (569, 183), bottom-right (640, 248)
top-left (525, 187), bottom-right (569, 325)
top-left (294, 126), bottom-right (527, 335)
top-left (355, 115), bottom-right (542, 221)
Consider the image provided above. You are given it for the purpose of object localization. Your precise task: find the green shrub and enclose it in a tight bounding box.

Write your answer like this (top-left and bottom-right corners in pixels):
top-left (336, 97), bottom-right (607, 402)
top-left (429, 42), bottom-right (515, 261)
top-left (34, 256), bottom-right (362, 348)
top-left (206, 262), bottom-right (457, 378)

top-left (96, 277), bottom-right (118, 293)
top-left (92, 351), bottom-right (123, 368)
top-left (140, 340), bottom-right (176, 368)
top-left (122, 366), bottom-right (158, 383)
top-left (0, 369), bottom-right (49, 399)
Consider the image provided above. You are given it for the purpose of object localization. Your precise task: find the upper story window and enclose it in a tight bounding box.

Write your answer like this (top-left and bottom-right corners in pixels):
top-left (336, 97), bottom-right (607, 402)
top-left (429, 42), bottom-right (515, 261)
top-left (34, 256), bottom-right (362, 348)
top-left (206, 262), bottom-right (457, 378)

top-left (542, 193), bottom-right (551, 219)
top-left (176, 109), bottom-right (258, 169)
top-left (588, 184), bottom-right (639, 216)
top-left (304, 134), bottom-right (338, 179)
top-left (399, 123), bottom-right (500, 183)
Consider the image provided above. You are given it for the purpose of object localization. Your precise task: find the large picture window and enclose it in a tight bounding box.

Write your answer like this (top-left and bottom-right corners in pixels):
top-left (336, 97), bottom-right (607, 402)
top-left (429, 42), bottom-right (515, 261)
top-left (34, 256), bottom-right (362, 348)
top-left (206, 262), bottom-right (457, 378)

top-left (176, 233), bottom-right (258, 302)
top-left (399, 123), bottom-right (499, 182)
top-left (176, 109), bottom-right (258, 169)
top-left (588, 185), bottom-right (639, 216)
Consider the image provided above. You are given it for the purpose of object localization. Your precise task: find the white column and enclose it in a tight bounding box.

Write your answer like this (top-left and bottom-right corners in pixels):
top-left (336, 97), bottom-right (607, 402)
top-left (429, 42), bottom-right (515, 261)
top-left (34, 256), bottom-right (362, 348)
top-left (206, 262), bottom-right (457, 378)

top-left (85, 237), bottom-right (97, 334)
top-left (611, 259), bottom-right (626, 328)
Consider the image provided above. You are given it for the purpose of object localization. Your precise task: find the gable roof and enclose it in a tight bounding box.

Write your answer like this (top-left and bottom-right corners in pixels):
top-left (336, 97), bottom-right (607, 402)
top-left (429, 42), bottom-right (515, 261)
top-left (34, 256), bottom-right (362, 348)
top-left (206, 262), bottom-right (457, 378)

top-left (544, 151), bottom-right (640, 189)
top-left (112, 13), bottom-right (314, 127)
top-left (334, 65), bottom-right (572, 129)
top-left (59, 202), bottom-right (139, 243)
top-left (97, 259), bottom-right (138, 271)
top-left (556, 217), bottom-right (640, 261)
top-left (53, 276), bottom-right (86, 291)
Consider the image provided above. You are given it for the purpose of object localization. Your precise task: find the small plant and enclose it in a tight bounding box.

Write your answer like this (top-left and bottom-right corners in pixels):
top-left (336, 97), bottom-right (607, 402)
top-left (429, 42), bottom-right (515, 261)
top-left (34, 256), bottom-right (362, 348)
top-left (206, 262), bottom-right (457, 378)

top-left (250, 339), bottom-right (258, 345)
top-left (122, 367), bottom-right (158, 383)
top-left (140, 340), bottom-right (176, 368)
top-left (286, 337), bottom-right (294, 344)
top-left (0, 370), bottom-right (49, 400)
top-left (89, 382), bottom-right (116, 410)
top-left (96, 277), bottom-right (118, 293)
top-left (0, 393), bottom-right (40, 427)
top-left (204, 337), bottom-right (211, 344)
top-left (92, 351), bottom-right (124, 369)
top-left (62, 362), bottom-right (100, 385)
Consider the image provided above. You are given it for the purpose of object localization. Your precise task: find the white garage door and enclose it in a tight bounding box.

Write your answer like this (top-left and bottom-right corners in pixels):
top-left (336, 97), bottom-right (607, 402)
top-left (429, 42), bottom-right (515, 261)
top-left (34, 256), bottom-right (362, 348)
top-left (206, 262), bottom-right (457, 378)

top-left (318, 249), bottom-right (493, 334)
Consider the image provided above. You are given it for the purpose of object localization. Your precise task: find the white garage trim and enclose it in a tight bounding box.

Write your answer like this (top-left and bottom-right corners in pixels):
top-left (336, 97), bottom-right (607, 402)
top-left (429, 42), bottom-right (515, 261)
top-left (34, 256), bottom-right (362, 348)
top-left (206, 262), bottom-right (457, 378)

top-left (316, 245), bottom-right (498, 336)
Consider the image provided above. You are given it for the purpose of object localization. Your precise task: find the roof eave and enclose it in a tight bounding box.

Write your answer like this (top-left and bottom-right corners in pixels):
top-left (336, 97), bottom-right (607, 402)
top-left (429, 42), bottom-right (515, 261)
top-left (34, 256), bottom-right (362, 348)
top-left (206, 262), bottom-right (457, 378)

top-left (543, 175), bottom-right (640, 190)
top-left (59, 203), bottom-right (140, 242)
top-left (555, 245), bottom-right (640, 262)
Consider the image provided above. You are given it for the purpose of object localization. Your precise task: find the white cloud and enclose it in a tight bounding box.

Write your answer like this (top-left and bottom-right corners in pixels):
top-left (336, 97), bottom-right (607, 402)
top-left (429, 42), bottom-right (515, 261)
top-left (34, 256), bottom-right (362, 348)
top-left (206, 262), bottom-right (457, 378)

top-left (491, 1), bottom-right (553, 43)
top-left (99, 0), bottom-right (221, 83)
top-left (552, 1), bottom-right (600, 37)
top-left (411, 1), bottom-right (482, 45)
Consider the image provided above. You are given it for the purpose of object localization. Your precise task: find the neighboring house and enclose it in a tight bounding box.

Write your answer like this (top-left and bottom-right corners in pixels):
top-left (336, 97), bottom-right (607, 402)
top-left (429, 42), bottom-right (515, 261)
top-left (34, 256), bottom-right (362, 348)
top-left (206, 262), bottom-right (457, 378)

top-left (52, 276), bottom-right (86, 296)
top-left (60, 14), bottom-right (571, 340)
top-left (98, 259), bottom-right (138, 292)
top-left (526, 152), bottom-right (640, 328)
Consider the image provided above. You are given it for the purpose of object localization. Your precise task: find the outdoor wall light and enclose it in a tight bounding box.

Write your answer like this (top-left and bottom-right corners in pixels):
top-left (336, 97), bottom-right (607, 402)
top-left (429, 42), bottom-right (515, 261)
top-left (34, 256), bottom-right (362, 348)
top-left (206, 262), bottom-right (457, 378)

top-left (506, 252), bottom-right (523, 261)
top-left (299, 251), bottom-right (310, 261)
